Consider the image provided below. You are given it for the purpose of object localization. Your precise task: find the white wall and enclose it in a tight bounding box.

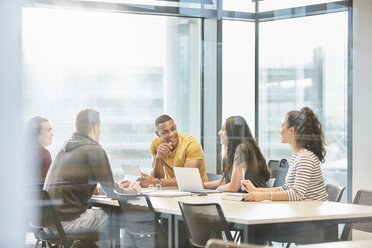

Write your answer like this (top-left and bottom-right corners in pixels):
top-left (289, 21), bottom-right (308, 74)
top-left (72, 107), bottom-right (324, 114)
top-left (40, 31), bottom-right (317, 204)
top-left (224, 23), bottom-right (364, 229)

top-left (352, 0), bottom-right (372, 197)
top-left (352, 0), bottom-right (372, 239)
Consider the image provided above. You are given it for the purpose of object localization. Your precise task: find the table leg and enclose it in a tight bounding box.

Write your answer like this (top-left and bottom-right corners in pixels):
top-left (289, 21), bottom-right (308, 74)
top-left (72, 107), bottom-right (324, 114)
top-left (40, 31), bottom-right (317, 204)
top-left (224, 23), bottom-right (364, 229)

top-left (162, 213), bottom-right (173, 248)
top-left (174, 215), bottom-right (180, 248)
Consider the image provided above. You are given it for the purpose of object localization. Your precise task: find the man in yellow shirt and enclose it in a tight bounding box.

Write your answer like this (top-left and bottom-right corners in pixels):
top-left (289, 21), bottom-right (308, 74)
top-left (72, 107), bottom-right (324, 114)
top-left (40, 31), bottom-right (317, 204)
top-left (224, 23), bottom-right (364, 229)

top-left (138, 114), bottom-right (208, 187)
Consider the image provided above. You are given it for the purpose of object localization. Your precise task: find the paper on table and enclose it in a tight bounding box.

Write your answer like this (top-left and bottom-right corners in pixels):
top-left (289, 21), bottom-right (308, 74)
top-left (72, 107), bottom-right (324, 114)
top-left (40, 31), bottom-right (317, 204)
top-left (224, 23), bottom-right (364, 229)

top-left (91, 194), bottom-right (107, 198)
top-left (91, 195), bottom-right (112, 201)
top-left (143, 190), bottom-right (192, 198)
top-left (121, 163), bottom-right (142, 177)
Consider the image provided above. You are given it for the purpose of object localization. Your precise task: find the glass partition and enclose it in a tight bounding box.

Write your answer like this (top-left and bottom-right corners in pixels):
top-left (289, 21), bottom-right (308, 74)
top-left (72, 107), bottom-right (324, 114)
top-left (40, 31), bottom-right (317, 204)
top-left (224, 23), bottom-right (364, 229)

top-left (259, 12), bottom-right (348, 197)
top-left (22, 7), bottom-right (201, 176)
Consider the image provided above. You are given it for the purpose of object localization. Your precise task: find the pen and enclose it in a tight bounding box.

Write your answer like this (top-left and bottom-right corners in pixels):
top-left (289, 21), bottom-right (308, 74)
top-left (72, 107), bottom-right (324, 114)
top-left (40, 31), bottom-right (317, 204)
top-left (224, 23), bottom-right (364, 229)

top-left (242, 168), bottom-right (245, 181)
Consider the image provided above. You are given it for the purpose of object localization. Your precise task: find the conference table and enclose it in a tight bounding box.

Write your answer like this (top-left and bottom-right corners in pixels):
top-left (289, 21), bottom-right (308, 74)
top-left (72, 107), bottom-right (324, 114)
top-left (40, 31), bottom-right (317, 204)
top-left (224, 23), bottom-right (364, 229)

top-left (300, 239), bottom-right (372, 248)
top-left (90, 192), bottom-right (372, 247)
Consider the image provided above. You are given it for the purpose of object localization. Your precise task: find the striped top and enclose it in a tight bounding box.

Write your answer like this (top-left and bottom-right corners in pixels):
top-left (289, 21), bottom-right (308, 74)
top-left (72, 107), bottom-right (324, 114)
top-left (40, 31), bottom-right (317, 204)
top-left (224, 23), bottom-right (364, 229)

top-left (278, 149), bottom-right (328, 201)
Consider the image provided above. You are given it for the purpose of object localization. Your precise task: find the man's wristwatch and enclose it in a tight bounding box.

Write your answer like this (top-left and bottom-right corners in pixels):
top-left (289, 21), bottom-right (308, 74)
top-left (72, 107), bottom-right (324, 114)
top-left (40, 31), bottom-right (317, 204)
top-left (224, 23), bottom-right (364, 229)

top-left (157, 178), bottom-right (162, 186)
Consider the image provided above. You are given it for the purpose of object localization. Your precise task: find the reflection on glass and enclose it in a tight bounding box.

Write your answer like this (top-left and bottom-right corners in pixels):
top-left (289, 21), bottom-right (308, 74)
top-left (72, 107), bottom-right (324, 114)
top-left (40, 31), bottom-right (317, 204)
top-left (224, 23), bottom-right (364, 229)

top-left (259, 12), bottom-right (348, 195)
top-left (22, 7), bottom-right (200, 176)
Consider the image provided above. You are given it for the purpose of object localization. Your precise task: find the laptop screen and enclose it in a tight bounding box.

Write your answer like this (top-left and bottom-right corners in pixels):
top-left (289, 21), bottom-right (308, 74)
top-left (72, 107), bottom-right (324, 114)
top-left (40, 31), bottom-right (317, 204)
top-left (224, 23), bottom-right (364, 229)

top-left (174, 167), bottom-right (204, 192)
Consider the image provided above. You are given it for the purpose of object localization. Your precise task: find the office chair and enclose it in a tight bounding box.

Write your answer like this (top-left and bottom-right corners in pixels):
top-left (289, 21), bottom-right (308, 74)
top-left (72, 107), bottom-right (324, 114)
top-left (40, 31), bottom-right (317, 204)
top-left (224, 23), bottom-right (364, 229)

top-left (326, 184), bottom-right (346, 202)
top-left (178, 202), bottom-right (234, 248)
top-left (282, 184), bottom-right (346, 247)
top-left (207, 173), bottom-right (223, 182)
top-left (28, 190), bottom-right (103, 248)
top-left (268, 159), bottom-right (289, 187)
top-left (341, 189), bottom-right (372, 240)
top-left (115, 192), bottom-right (167, 248)
top-left (265, 178), bottom-right (276, 188)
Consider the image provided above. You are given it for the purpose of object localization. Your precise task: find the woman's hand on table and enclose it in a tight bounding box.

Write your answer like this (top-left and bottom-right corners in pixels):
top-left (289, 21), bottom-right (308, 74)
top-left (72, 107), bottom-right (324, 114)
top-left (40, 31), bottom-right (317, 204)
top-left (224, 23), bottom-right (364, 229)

top-left (240, 179), bottom-right (257, 192)
top-left (243, 192), bottom-right (267, 202)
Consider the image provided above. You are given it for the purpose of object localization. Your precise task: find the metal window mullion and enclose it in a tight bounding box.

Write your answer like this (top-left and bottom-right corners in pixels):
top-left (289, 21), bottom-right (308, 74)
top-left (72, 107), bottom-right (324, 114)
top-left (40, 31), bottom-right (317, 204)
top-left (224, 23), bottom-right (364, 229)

top-left (28, 0), bottom-right (218, 19)
top-left (216, 0), bottom-right (222, 173)
top-left (200, 18), bottom-right (205, 148)
top-left (254, 0), bottom-right (259, 141)
top-left (347, 0), bottom-right (353, 203)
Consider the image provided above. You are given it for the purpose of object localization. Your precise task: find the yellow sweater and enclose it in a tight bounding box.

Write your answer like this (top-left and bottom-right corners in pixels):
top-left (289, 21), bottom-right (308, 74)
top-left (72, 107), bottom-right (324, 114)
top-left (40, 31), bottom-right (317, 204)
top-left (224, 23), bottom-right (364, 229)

top-left (149, 133), bottom-right (208, 182)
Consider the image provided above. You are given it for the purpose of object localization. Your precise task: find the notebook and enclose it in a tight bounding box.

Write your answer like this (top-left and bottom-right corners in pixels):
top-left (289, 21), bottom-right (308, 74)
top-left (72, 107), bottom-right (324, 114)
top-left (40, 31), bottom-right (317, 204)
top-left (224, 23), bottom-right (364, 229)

top-left (221, 193), bottom-right (245, 201)
top-left (173, 167), bottom-right (221, 194)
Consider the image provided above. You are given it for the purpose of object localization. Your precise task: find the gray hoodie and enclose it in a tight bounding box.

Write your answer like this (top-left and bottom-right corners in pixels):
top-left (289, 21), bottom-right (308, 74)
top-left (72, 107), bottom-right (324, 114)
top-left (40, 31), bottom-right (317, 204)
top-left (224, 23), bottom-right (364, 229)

top-left (44, 131), bottom-right (134, 221)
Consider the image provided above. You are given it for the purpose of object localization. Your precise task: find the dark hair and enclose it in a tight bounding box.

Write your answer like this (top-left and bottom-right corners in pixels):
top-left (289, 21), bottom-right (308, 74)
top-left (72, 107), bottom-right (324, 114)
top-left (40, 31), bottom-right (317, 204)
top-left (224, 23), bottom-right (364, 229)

top-left (155, 114), bottom-right (173, 129)
top-left (75, 109), bottom-right (100, 135)
top-left (286, 107), bottom-right (326, 162)
top-left (24, 116), bottom-right (49, 147)
top-left (222, 116), bottom-right (270, 182)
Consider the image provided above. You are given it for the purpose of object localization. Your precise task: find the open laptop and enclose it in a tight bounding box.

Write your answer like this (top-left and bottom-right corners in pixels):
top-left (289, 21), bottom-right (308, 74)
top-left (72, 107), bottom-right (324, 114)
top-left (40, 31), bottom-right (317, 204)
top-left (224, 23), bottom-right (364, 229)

top-left (173, 167), bottom-right (221, 194)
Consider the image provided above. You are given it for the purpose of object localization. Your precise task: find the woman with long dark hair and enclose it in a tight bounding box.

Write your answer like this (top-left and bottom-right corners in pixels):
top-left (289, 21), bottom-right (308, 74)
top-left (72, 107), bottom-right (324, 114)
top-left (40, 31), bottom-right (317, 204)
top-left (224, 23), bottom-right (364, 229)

top-left (241, 107), bottom-right (328, 201)
top-left (24, 116), bottom-right (54, 188)
top-left (204, 116), bottom-right (270, 192)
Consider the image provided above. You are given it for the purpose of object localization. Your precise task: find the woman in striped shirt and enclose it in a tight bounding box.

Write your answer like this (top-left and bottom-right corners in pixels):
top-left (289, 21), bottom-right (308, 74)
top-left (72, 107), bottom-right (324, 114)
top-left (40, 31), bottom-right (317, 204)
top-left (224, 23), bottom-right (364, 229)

top-left (241, 107), bottom-right (328, 201)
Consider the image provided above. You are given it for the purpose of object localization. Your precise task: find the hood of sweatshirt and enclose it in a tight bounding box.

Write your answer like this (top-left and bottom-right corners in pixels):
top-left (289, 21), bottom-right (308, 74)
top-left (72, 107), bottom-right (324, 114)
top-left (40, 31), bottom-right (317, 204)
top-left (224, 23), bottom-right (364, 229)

top-left (63, 131), bottom-right (101, 152)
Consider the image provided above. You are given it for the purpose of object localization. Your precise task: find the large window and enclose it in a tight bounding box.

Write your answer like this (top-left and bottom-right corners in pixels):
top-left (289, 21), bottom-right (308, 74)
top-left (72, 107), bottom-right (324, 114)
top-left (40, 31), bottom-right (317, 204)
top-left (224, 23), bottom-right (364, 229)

top-left (22, 7), bottom-right (201, 176)
top-left (22, 2), bottom-right (349, 189)
top-left (222, 20), bottom-right (255, 131)
top-left (258, 12), bottom-right (348, 197)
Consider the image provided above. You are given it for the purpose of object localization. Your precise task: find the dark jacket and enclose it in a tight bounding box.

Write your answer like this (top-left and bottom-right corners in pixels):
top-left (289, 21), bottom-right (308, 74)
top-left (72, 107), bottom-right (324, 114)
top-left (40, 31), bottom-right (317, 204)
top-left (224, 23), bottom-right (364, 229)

top-left (44, 131), bottom-right (133, 221)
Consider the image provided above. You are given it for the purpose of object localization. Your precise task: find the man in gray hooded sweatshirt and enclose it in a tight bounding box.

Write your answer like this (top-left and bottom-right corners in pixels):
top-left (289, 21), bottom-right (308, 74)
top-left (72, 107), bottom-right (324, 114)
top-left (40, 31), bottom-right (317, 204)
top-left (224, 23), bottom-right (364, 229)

top-left (44, 109), bottom-right (138, 235)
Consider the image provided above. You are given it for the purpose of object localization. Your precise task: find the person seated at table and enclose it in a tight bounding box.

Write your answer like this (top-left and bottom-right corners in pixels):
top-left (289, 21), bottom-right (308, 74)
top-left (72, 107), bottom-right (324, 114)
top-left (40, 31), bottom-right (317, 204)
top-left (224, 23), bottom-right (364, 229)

top-left (138, 114), bottom-right (208, 187)
top-left (43, 109), bottom-right (140, 238)
top-left (24, 116), bottom-right (54, 189)
top-left (204, 116), bottom-right (270, 192)
top-left (241, 107), bottom-right (328, 201)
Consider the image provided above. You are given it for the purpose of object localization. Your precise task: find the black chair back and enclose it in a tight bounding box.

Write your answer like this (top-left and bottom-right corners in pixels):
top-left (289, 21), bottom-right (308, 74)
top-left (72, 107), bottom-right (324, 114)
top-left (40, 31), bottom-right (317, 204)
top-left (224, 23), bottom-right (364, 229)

top-left (116, 193), bottom-right (166, 248)
top-left (178, 202), bottom-right (233, 248)
top-left (325, 184), bottom-right (345, 202)
top-left (28, 190), bottom-right (69, 246)
top-left (268, 159), bottom-right (289, 187)
top-left (341, 189), bottom-right (372, 240)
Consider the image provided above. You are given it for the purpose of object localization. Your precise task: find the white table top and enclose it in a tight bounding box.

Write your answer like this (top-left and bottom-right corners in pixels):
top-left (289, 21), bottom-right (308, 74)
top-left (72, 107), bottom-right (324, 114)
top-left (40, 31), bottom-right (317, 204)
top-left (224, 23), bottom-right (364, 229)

top-left (299, 239), bottom-right (372, 248)
top-left (91, 193), bottom-right (372, 225)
